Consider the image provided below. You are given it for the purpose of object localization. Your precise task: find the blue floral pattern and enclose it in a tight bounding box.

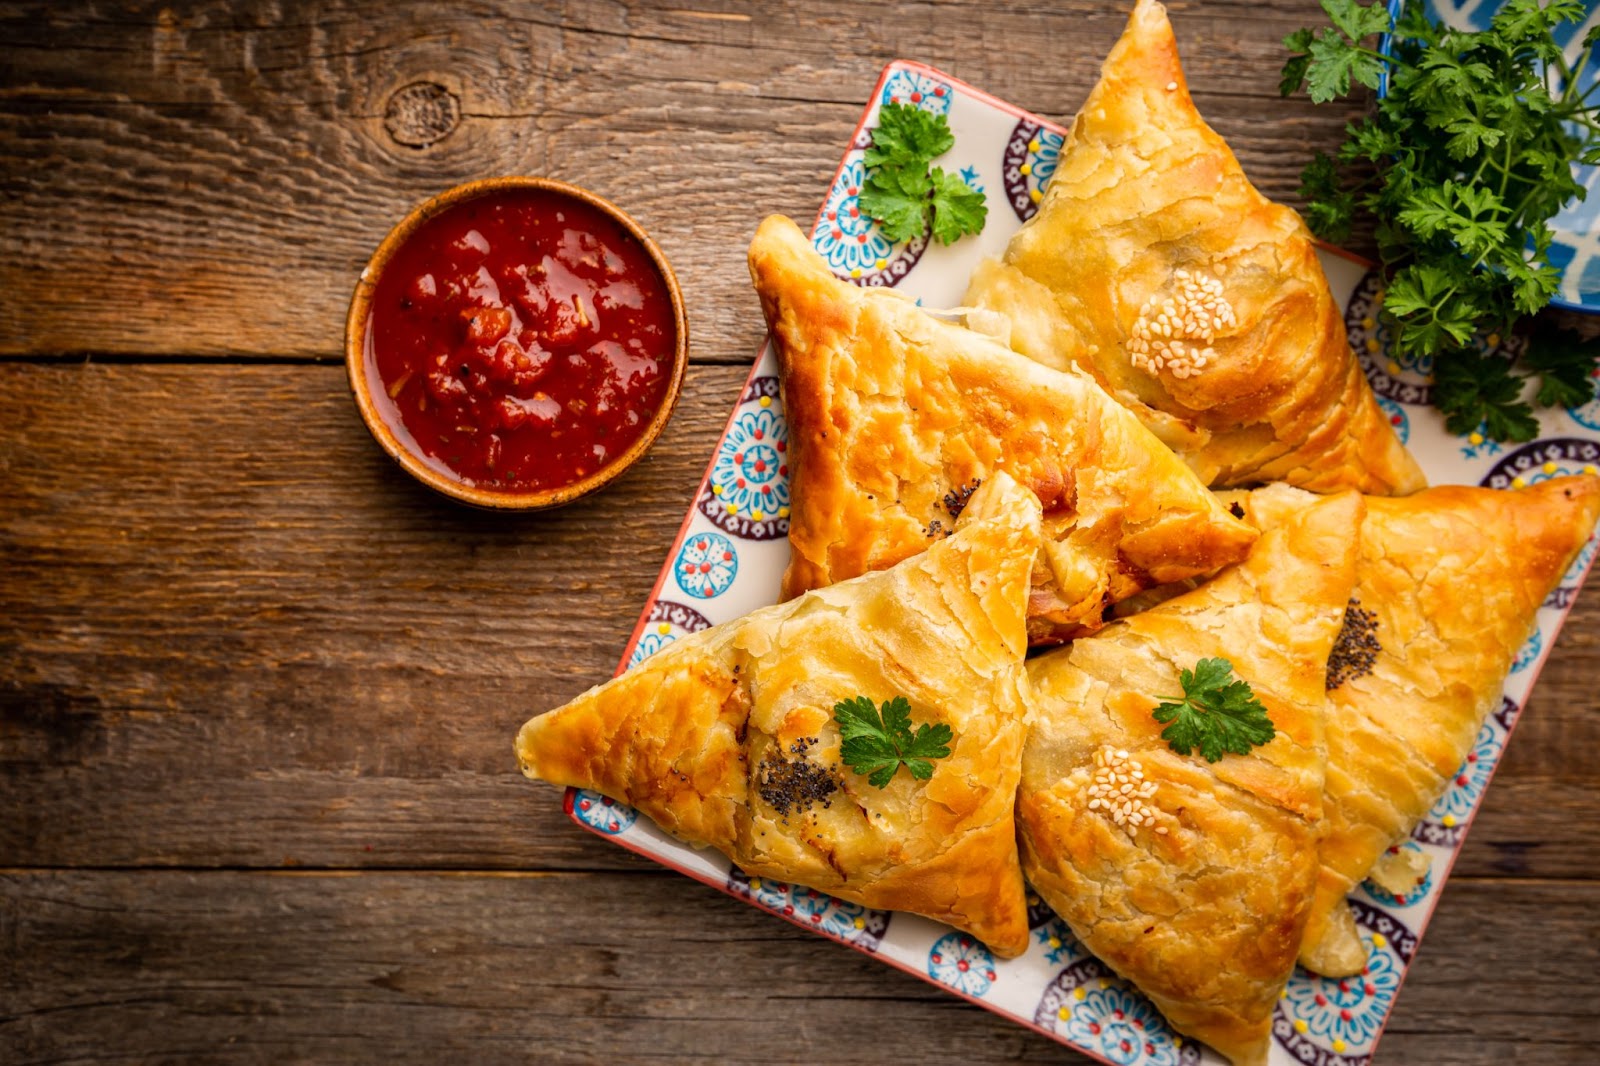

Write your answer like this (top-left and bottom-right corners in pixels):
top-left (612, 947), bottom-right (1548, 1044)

top-left (1425, 723), bottom-right (1500, 826)
top-left (1002, 120), bottom-right (1064, 221)
top-left (624, 599), bottom-right (712, 669)
top-left (727, 869), bottom-right (890, 950)
top-left (880, 69), bottom-right (953, 114)
top-left (1035, 959), bottom-right (1199, 1066)
top-left (814, 158), bottom-right (897, 277)
top-left (1279, 939), bottom-right (1402, 1057)
top-left (627, 630), bottom-right (675, 668)
top-left (572, 790), bottom-right (636, 835)
top-left (709, 407), bottom-right (790, 525)
top-left (1457, 419), bottom-right (1505, 461)
top-left (1033, 917), bottom-right (1085, 967)
top-left (674, 533), bottom-right (738, 599)
top-left (927, 932), bottom-right (996, 998)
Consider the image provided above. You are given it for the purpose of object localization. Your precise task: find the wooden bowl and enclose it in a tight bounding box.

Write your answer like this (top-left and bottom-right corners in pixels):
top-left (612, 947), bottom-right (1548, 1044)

top-left (345, 176), bottom-right (689, 510)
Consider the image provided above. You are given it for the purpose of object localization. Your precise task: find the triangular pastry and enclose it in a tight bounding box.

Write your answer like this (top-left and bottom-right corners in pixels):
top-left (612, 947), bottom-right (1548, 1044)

top-left (749, 213), bottom-right (1258, 643)
top-left (964, 0), bottom-right (1425, 496)
top-left (1232, 478), bottom-right (1600, 976)
top-left (516, 473), bottom-right (1044, 957)
top-left (1018, 489), bottom-right (1364, 1066)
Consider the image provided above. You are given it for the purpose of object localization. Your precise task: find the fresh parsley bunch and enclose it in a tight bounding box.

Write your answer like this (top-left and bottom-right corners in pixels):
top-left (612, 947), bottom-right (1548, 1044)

top-left (1152, 658), bottom-right (1276, 763)
top-left (858, 103), bottom-right (988, 245)
top-left (1282, 0), bottom-right (1600, 440)
top-left (833, 695), bottom-right (953, 787)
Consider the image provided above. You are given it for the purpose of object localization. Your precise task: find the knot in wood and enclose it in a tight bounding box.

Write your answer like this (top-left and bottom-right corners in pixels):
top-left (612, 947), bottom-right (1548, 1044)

top-left (384, 82), bottom-right (461, 148)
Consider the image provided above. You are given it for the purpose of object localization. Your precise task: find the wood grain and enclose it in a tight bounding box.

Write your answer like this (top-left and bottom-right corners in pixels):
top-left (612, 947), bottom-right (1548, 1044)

top-left (0, 0), bottom-right (1359, 360)
top-left (3, 870), bottom-right (1597, 1064)
top-left (5, 1), bottom-right (1600, 1063)
top-left (2, 362), bottom-right (1597, 879)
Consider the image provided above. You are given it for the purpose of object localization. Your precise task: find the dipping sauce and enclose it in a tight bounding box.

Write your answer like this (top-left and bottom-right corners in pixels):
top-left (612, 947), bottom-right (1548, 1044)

top-left (364, 188), bottom-right (676, 492)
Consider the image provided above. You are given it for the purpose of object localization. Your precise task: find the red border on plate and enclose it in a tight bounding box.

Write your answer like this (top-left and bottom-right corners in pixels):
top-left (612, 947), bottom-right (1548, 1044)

top-left (560, 58), bottom-right (1600, 1066)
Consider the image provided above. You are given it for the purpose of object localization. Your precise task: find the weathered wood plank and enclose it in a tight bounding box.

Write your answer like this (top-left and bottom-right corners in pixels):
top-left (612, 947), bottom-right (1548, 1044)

top-left (2, 869), bottom-right (1594, 1064)
top-left (0, 0), bottom-right (1362, 359)
top-left (0, 361), bottom-right (740, 871)
top-left (1, 361), bottom-right (1598, 880)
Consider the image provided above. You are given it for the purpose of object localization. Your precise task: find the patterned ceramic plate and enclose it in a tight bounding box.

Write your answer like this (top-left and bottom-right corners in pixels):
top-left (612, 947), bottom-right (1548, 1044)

top-left (563, 61), bottom-right (1600, 1066)
top-left (1383, 0), bottom-right (1600, 312)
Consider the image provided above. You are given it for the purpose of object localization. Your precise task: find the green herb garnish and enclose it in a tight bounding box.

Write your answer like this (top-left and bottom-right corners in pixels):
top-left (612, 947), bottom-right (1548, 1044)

top-left (1151, 658), bottom-right (1276, 763)
top-left (833, 695), bottom-right (954, 787)
top-left (858, 102), bottom-right (987, 246)
top-left (1281, 0), bottom-right (1600, 440)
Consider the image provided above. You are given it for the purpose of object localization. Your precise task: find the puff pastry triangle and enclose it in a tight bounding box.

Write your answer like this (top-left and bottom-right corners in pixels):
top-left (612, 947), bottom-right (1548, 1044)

top-left (965, 0), bottom-right (1425, 496)
top-left (749, 213), bottom-right (1257, 643)
top-left (1018, 489), bottom-right (1364, 1066)
top-left (516, 473), bottom-right (1044, 957)
top-left (1232, 477), bottom-right (1600, 976)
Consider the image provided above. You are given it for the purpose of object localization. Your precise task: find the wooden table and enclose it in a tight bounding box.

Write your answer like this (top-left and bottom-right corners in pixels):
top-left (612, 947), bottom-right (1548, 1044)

top-left (4, 2), bottom-right (1597, 1062)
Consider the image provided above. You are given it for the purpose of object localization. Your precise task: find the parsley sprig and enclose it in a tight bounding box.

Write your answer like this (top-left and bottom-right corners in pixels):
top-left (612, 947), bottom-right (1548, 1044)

top-left (1282, 0), bottom-right (1600, 440)
top-left (833, 695), bottom-right (954, 788)
top-left (1151, 658), bottom-right (1276, 763)
top-left (858, 103), bottom-right (987, 246)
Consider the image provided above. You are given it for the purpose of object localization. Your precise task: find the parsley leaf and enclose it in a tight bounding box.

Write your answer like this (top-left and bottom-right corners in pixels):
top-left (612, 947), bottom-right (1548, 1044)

top-left (1305, 28), bottom-right (1386, 103)
top-left (859, 165), bottom-right (930, 243)
top-left (1523, 321), bottom-right (1600, 408)
top-left (1150, 658), bottom-right (1276, 763)
top-left (834, 695), bottom-right (953, 788)
top-left (1433, 348), bottom-right (1540, 442)
top-left (928, 166), bottom-right (988, 245)
top-left (1282, 0), bottom-right (1600, 439)
top-left (862, 104), bottom-right (953, 169)
top-left (857, 103), bottom-right (986, 247)
top-left (1298, 152), bottom-right (1357, 244)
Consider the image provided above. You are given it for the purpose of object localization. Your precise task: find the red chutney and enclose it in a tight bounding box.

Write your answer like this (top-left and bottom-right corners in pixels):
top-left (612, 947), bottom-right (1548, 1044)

top-left (366, 189), bottom-right (675, 492)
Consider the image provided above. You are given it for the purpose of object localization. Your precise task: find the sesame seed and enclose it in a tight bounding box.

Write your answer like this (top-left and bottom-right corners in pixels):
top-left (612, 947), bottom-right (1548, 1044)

top-left (1083, 747), bottom-right (1162, 836)
top-left (1165, 80), bottom-right (1178, 92)
top-left (1128, 268), bottom-right (1235, 378)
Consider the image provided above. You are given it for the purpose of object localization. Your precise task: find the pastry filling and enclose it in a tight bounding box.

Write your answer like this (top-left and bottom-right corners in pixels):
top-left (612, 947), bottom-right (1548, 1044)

top-left (757, 737), bottom-right (841, 817)
top-left (1368, 845), bottom-right (1430, 897)
top-left (1326, 597), bottom-right (1381, 690)
top-left (942, 478), bottom-right (983, 518)
top-left (1126, 269), bottom-right (1237, 379)
top-left (1085, 746), bottom-right (1166, 834)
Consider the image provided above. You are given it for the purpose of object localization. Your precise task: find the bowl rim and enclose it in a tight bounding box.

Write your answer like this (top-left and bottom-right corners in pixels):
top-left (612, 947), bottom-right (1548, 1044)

top-left (344, 175), bottom-right (691, 510)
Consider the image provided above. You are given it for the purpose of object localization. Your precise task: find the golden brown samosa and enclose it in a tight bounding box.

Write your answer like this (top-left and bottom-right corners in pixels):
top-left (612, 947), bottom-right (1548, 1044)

top-left (516, 473), bottom-right (1044, 957)
top-left (966, 0), bottom-right (1424, 496)
top-left (1019, 490), bottom-right (1364, 1066)
top-left (1233, 478), bottom-right (1600, 976)
top-left (750, 213), bottom-right (1257, 643)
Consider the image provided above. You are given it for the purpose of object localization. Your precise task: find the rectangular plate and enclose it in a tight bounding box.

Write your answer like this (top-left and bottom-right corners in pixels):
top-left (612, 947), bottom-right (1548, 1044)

top-left (563, 60), bottom-right (1600, 1066)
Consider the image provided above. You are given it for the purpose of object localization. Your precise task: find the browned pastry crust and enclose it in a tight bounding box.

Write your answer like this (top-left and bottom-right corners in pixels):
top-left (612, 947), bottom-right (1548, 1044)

top-left (965, 0), bottom-right (1425, 496)
top-left (515, 473), bottom-right (1044, 957)
top-left (1019, 490), bottom-right (1364, 1066)
top-left (749, 213), bottom-right (1258, 643)
top-left (1234, 478), bottom-right (1600, 976)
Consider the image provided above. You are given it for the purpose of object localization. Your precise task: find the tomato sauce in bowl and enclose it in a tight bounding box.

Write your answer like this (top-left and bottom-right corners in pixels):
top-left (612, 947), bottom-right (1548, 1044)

top-left (348, 179), bottom-right (687, 509)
